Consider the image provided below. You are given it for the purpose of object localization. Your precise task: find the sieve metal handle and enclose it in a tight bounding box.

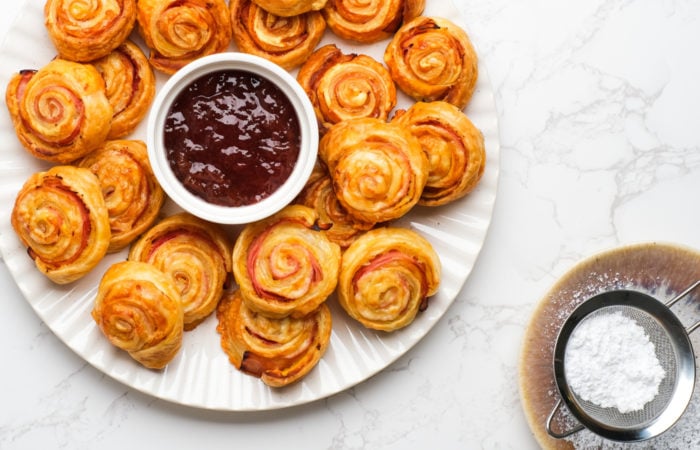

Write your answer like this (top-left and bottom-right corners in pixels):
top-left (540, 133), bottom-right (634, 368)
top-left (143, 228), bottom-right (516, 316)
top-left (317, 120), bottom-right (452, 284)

top-left (545, 399), bottom-right (584, 439)
top-left (665, 279), bottom-right (700, 334)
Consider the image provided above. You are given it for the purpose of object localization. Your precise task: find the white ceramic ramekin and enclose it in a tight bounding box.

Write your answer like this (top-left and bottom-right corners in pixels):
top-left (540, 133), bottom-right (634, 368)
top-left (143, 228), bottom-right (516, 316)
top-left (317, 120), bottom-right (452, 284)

top-left (147, 52), bottom-right (318, 225)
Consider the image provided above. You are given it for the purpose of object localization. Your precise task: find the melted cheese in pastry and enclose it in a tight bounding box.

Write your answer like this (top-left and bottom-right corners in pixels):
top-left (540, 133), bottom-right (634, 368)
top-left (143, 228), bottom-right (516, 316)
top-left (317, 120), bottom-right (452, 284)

top-left (136, 0), bottom-right (232, 74)
top-left (216, 289), bottom-right (331, 387)
top-left (232, 205), bottom-right (341, 319)
top-left (92, 260), bottom-right (184, 369)
top-left (384, 16), bottom-right (478, 109)
top-left (92, 40), bottom-right (156, 139)
top-left (319, 117), bottom-right (428, 224)
top-left (251, 0), bottom-right (328, 17)
top-left (5, 59), bottom-right (113, 163)
top-left (230, 0), bottom-right (326, 70)
top-left (322, 0), bottom-right (424, 43)
top-left (338, 227), bottom-right (441, 331)
top-left (129, 213), bottom-right (232, 331)
top-left (393, 101), bottom-right (486, 206)
top-left (298, 44), bottom-right (397, 134)
top-left (77, 139), bottom-right (165, 252)
top-left (44, 0), bottom-right (137, 62)
top-left (11, 165), bottom-right (110, 284)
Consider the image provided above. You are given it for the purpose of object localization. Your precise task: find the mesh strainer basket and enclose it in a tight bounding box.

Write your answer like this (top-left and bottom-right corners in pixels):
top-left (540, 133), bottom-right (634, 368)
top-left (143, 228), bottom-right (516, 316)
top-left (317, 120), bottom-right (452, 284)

top-left (545, 280), bottom-right (700, 442)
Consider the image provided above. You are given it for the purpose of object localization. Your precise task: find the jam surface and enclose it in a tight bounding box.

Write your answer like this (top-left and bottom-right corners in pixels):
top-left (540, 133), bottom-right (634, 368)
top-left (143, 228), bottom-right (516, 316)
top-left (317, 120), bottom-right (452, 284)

top-left (164, 69), bottom-right (301, 207)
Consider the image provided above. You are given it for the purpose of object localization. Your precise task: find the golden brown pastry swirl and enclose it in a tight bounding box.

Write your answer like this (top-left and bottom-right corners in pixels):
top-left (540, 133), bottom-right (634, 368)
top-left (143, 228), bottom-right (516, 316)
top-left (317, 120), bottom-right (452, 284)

top-left (298, 44), bottom-right (397, 134)
top-left (338, 227), bottom-right (440, 331)
top-left (251, 0), bottom-right (328, 17)
top-left (92, 40), bottom-right (156, 139)
top-left (295, 170), bottom-right (374, 249)
top-left (319, 117), bottom-right (428, 224)
top-left (77, 139), bottom-right (165, 253)
top-left (11, 166), bottom-right (110, 284)
top-left (92, 260), bottom-right (184, 369)
top-left (44, 0), bottom-right (137, 62)
top-left (137, 0), bottom-right (232, 74)
top-left (230, 0), bottom-right (326, 70)
top-left (384, 16), bottom-right (478, 109)
top-left (216, 289), bottom-right (332, 387)
top-left (5, 59), bottom-right (113, 163)
top-left (129, 213), bottom-right (232, 331)
top-left (393, 101), bottom-right (486, 206)
top-left (322, 0), bottom-right (425, 43)
top-left (232, 205), bottom-right (341, 319)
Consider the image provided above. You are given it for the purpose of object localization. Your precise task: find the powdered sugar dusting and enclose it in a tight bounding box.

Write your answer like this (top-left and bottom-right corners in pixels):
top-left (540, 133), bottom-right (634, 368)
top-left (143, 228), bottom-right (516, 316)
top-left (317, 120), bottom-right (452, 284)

top-left (564, 311), bottom-right (665, 413)
top-left (557, 280), bottom-right (700, 449)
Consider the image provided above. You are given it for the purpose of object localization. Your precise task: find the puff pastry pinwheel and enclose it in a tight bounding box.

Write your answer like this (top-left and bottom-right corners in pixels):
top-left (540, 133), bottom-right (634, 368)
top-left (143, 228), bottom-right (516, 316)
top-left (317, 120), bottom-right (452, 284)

top-left (92, 260), bottom-right (184, 369)
top-left (393, 101), bottom-right (486, 206)
top-left (5, 59), bottom-right (113, 163)
top-left (129, 213), bottom-right (232, 331)
top-left (92, 40), bottom-right (156, 139)
top-left (232, 205), bottom-right (341, 319)
top-left (216, 289), bottom-right (332, 387)
top-left (230, 0), bottom-right (326, 70)
top-left (319, 117), bottom-right (428, 224)
top-left (384, 16), bottom-right (478, 110)
top-left (338, 227), bottom-right (440, 331)
top-left (298, 44), bottom-right (397, 134)
top-left (136, 0), bottom-right (232, 74)
top-left (77, 139), bottom-right (165, 253)
top-left (322, 0), bottom-right (425, 43)
top-left (295, 171), bottom-right (374, 249)
top-left (251, 0), bottom-right (328, 17)
top-left (44, 0), bottom-right (137, 62)
top-left (11, 166), bottom-right (110, 285)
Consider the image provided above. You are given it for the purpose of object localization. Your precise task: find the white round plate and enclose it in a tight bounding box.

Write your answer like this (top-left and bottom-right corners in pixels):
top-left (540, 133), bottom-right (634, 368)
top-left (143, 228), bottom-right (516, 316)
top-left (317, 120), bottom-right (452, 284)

top-left (0, 0), bottom-right (500, 411)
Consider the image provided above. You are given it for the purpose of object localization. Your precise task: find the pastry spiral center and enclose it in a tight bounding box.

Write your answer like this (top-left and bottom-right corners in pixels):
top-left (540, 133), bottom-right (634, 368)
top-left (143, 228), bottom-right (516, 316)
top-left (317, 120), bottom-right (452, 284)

top-left (64, 0), bottom-right (120, 29)
top-left (340, 145), bottom-right (409, 204)
top-left (337, 0), bottom-right (383, 21)
top-left (353, 260), bottom-right (423, 321)
top-left (337, 79), bottom-right (370, 109)
top-left (30, 207), bottom-right (62, 246)
top-left (96, 53), bottom-right (135, 115)
top-left (158, 7), bottom-right (212, 55)
top-left (101, 282), bottom-right (171, 350)
top-left (19, 181), bottom-right (91, 266)
top-left (26, 85), bottom-right (84, 145)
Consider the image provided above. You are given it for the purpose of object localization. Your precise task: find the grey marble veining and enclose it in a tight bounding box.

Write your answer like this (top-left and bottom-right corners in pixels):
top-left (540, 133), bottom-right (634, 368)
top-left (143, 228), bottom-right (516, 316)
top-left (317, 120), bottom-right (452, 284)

top-left (2, 1), bottom-right (700, 449)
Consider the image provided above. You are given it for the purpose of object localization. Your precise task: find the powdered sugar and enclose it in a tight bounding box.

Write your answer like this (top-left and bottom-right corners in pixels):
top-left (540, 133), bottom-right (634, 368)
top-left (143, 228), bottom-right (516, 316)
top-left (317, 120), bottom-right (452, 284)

top-left (564, 311), bottom-right (666, 413)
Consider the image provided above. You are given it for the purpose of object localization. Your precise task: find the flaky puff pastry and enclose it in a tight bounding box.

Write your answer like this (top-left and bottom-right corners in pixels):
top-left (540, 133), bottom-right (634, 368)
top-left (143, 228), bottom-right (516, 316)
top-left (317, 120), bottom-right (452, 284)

top-left (77, 140), bottom-right (165, 253)
top-left (251, 0), bottom-right (328, 17)
top-left (232, 205), bottom-right (341, 319)
top-left (137, 0), bottom-right (232, 74)
top-left (384, 16), bottom-right (478, 109)
top-left (338, 227), bottom-right (440, 331)
top-left (92, 40), bottom-right (156, 139)
top-left (5, 59), bottom-right (113, 164)
top-left (295, 169), bottom-right (374, 249)
top-left (44, 0), bottom-right (137, 62)
top-left (216, 289), bottom-right (331, 387)
top-left (319, 117), bottom-right (428, 224)
top-left (393, 101), bottom-right (486, 206)
top-left (298, 44), bottom-right (397, 134)
top-left (129, 213), bottom-right (232, 331)
top-left (322, 0), bottom-right (424, 43)
top-left (11, 166), bottom-right (110, 284)
top-left (230, 0), bottom-right (325, 70)
top-left (92, 261), bottom-right (184, 369)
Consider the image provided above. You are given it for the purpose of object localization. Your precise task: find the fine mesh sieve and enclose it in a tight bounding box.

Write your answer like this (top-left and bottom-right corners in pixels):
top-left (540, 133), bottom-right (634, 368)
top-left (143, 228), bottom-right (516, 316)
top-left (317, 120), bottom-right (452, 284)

top-left (546, 280), bottom-right (700, 442)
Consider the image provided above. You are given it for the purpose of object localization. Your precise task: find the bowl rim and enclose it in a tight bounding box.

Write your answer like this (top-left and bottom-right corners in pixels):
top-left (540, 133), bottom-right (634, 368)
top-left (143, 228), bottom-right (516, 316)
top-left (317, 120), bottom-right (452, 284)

top-left (146, 52), bottom-right (318, 225)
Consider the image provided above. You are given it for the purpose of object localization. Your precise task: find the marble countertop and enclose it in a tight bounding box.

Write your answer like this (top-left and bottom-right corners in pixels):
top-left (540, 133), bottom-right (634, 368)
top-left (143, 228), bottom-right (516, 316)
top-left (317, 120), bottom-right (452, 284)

top-left (2, 1), bottom-right (700, 449)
